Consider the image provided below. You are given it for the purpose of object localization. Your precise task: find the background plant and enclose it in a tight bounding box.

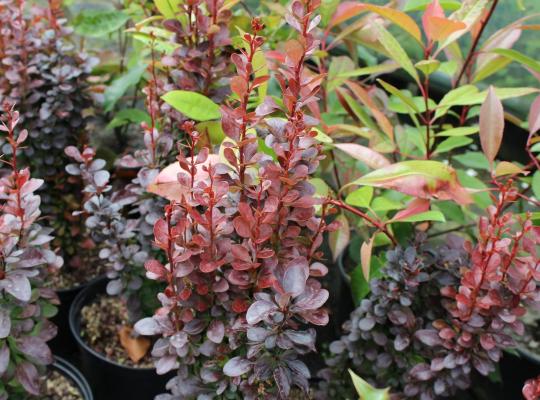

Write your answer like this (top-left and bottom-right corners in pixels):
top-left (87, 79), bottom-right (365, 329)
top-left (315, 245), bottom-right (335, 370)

top-left (0, 103), bottom-right (63, 398)
top-left (0, 0), bottom-right (97, 280)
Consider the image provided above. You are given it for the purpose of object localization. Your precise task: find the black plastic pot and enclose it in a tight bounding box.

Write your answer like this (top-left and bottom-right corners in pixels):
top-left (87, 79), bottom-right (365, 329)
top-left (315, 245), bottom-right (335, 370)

top-left (52, 356), bottom-right (93, 400)
top-left (69, 277), bottom-right (171, 400)
top-left (50, 276), bottom-right (101, 360)
top-left (500, 347), bottom-right (540, 398)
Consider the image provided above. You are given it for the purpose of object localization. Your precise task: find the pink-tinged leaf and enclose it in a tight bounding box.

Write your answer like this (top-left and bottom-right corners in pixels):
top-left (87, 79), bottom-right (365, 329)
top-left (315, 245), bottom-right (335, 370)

top-left (134, 317), bottom-right (161, 335)
top-left (347, 160), bottom-right (472, 205)
top-left (282, 259), bottom-right (309, 297)
top-left (391, 198), bottom-right (430, 222)
top-left (147, 154), bottom-right (221, 201)
top-left (246, 300), bottom-right (278, 324)
top-left (334, 143), bottom-right (391, 170)
top-left (285, 39), bottom-right (304, 65)
top-left (360, 237), bottom-right (374, 281)
top-left (329, 214), bottom-right (350, 262)
top-left (207, 320), bottom-right (225, 344)
top-left (327, 2), bottom-right (365, 30)
top-left (479, 86), bottom-right (504, 166)
top-left (155, 355), bottom-right (178, 375)
top-left (528, 95), bottom-right (540, 134)
top-left (422, 0), bottom-right (444, 41)
top-left (223, 357), bottom-right (251, 377)
top-left (424, 17), bottom-right (466, 42)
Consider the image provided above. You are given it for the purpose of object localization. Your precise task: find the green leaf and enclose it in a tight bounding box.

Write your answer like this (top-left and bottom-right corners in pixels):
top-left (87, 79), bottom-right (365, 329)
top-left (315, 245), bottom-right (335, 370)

top-left (310, 178), bottom-right (333, 198)
top-left (371, 21), bottom-right (419, 83)
top-left (154, 0), bottom-right (182, 19)
top-left (532, 170), bottom-right (540, 199)
top-left (492, 48), bottom-right (540, 74)
top-left (456, 170), bottom-right (491, 208)
top-left (350, 256), bottom-right (383, 303)
top-left (346, 187), bottom-right (374, 208)
top-left (371, 196), bottom-right (403, 212)
top-left (107, 108), bottom-right (151, 130)
top-left (415, 59), bottom-right (441, 75)
top-left (104, 64), bottom-right (146, 112)
top-left (378, 80), bottom-right (420, 114)
top-left (392, 210), bottom-right (446, 223)
top-left (404, 0), bottom-right (461, 12)
top-left (434, 136), bottom-right (473, 154)
top-left (473, 56), bottom-right (512, 83)
top-left (313, 127), bottom-right (333, 144)
top-left (435, 126), bottom-right (479, 137)
top-left (41, 303), bottom-right (58, 318)
top-left (349, 370), bottom-right (390, 400)
top-left (162, 90), bottom-right (221, 121)
top-left (73, 9), bottom-right (129, 37)
top-left (453, 151), bottom-right (490, 170)
top-left (328, 56), bottom-right (355, 91)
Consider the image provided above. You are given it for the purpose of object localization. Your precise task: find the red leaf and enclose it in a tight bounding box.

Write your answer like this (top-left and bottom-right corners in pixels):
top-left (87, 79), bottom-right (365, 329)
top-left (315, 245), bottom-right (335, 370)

top-left (479, 86), bottom-right (504, 166)
top-left (392, 198), bottom-right (430, 221)
top-left (285, 39), bottom-right (304, 65)
top-left (529, 94), bottom-right (540, 134)
top-left (233, 216), bottom-right (251, 238)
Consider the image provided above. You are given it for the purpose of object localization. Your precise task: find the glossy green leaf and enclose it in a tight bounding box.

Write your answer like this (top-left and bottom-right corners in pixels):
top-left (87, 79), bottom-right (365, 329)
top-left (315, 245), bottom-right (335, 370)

top-left (104, 64), bottom-right (146, 112)
top-left (338, 63), bottom-right (399, 79)
top-left (162, 91), bottom-right (221, 121)
top-left (346, 187), bottom-right (373, 208)
top-left (434, 136), bottom-right (473, 154)
top-left (73, 9), bottom-right (129, 37)
top-left (435, 126), bottom-right (479, 137)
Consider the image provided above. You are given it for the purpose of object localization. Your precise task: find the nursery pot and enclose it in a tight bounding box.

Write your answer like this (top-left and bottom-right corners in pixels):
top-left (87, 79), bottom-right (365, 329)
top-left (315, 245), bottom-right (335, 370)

top-left (52, 356), bottom-right (93, 400)
top-left (50, 276), bottom-right (102, 360)
top-left (69, 277), bottom-right (170, 400)
top-left (500, 347), bottom-right (540, 398)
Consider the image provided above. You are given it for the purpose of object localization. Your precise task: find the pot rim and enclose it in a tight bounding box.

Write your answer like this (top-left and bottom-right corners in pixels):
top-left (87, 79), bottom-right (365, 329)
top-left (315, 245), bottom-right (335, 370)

top-left (55, 274), bottom-right (106, 295)
top-left (68, 276), bottom-right (157, 372)
top-left (52, 356), bottom-right (93, 400)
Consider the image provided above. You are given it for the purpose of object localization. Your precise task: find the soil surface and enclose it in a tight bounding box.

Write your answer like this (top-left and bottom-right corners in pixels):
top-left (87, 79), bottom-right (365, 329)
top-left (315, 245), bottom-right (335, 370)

top-left (80, 294), bottom-right (153, 368)
top-left (41, 369), bottom-right (82, 400)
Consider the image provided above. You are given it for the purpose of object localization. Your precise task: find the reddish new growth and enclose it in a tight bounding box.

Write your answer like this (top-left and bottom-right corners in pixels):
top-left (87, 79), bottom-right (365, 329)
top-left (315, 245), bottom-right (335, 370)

top-left (136, 2), bottom-right (336, 399)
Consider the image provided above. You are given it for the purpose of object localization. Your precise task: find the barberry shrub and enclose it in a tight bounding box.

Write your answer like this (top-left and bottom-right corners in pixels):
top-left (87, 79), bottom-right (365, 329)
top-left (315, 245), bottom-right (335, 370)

top-left (134, 2), bottom-right (338, 398)
top-left (0, 103), bottom-right (62, 397)
top-left (0, 0), bottom-right (96, 272)
top-left (318, 185), bottom-right (540, 399)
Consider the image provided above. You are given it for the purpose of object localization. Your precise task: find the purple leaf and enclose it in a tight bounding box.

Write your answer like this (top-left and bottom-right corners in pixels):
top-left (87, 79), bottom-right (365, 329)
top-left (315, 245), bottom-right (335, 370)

top-left (155, 355), bottom-right (178, 375)
top-left (274, 366), bottom-right (291, 398)
top-left (134, 317), bottom-right (161, 335)
top-left (223, 356), bottom-right (251, 377)
top-left (409, 363), bottom-right (433, 381)
top-left (414, 329), bottom-right (442, 347)
top-left (3, 274), bottom-right (31, 302)
top-left (16, 362), bottom-right (40, 395)
top-left (0, 344), bottom-right (9, 375)
top-left (246, 300), bottom-right (277, 325)
top-left (18, 336), bottom-right (52, 365)
top-left (282, 258), bottom-right (309, 297)
top-left (207, 320), bottom-right (225, 344)
top-left (0, 309), bottom-right (10, 338)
